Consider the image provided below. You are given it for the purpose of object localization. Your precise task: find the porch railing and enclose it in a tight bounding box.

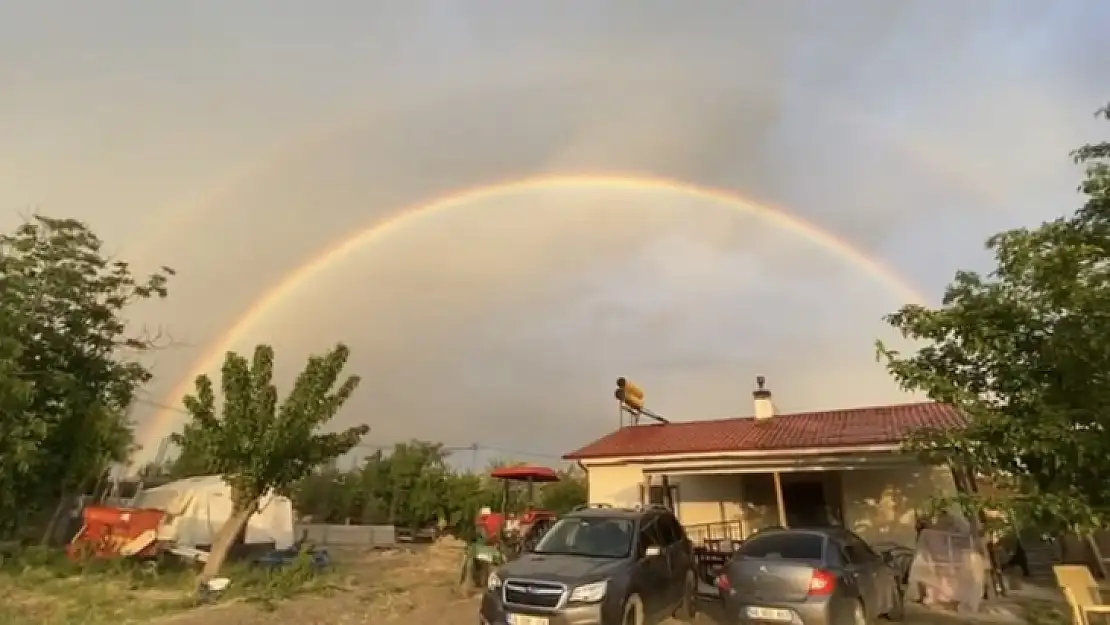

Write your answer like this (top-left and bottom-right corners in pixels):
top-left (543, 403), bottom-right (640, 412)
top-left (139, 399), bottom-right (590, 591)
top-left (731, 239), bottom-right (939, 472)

top-left (684, 520), bottom-right (745, 548)
top-left (684, 521), bottom-right (746, 592)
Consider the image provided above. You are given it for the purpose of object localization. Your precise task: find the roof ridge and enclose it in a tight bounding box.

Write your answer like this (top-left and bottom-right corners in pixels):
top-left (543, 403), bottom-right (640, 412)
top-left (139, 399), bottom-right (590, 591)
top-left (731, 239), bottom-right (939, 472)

top-left (563, 401), bottom-right (961, 460)
top-left (627, 400), bottom-right (942, 428)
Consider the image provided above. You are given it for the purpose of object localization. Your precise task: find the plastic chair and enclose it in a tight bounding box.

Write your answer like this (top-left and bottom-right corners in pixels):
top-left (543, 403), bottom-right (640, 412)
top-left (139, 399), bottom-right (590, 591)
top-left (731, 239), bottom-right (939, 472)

top-left (1054, 565), bottom-right (1110, 625)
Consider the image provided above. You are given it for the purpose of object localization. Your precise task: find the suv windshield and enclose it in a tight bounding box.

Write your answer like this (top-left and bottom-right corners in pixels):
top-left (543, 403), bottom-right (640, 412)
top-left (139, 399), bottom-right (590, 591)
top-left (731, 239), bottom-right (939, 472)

top-left (533, 516), bottom-right (634, 559)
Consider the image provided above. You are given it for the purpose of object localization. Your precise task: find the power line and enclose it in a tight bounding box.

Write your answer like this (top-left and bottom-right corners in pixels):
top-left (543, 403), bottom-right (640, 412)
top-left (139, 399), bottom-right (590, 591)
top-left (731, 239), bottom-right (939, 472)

top-left (348, 442), bottom-right (564, 460)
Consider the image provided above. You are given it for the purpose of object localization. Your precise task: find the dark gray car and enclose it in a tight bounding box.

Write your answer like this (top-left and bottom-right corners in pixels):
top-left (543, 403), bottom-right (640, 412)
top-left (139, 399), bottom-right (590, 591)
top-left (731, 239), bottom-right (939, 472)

top-left (717, 528), bottom-right (904, 625)
top-left (480, 506), bottom-right (697, 625)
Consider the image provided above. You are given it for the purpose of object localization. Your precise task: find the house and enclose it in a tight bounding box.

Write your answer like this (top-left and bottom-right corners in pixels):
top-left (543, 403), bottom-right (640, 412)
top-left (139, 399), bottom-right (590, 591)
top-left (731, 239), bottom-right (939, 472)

top-left (562, 378), bottom-right (966, 548)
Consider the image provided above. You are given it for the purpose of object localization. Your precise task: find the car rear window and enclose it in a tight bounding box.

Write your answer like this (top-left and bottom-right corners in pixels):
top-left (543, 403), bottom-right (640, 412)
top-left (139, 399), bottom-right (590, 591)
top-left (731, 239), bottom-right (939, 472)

top-left (737, 532), bottom-right (825, 560)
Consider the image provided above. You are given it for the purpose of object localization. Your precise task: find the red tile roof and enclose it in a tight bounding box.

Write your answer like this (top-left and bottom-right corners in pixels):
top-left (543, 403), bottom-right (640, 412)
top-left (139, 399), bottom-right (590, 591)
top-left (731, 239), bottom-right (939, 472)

top-left (563, 402), bottom-right (964, 460)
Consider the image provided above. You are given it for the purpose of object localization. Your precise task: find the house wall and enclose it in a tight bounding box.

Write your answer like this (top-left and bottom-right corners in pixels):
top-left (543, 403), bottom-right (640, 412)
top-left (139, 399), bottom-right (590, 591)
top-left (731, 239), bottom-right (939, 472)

top-left (673, 474), bottom-right (744, 525)
top-left (841, 465), bottom-right (957, 547)
top-left (585, 463), bottom-right (644, 508)
top-left (582, 460), bottom-right (957, 548)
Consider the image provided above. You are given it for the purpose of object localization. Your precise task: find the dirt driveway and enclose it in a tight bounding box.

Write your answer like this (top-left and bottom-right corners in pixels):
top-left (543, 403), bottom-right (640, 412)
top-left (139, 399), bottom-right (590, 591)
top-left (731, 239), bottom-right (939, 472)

top-left (157, 541), bottom-right (1031, 625)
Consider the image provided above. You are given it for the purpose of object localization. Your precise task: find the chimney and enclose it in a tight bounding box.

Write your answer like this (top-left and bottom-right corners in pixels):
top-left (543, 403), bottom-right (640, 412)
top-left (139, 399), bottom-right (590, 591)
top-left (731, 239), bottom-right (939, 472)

top-left (753, 376), bottom-right (776, 420)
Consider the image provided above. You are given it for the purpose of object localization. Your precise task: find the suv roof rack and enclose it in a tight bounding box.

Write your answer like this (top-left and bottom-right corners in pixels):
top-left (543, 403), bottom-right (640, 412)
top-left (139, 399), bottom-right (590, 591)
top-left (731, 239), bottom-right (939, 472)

top-left (571, 503), bottom-right (614, 511)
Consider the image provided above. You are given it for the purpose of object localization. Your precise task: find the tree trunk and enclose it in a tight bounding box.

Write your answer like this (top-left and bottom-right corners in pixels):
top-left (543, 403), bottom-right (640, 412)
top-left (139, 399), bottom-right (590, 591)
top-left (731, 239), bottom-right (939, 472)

top-left (199, 500), bottom-right (257, 583)
top-left (41, 492), bottom-right (72, 546)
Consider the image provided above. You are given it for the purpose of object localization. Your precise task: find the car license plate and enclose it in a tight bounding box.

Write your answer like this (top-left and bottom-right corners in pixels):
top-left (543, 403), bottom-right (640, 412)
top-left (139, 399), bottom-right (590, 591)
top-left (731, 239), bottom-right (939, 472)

top-left (506, 614), bottom-right (549, 625)
top-left (745, 606), bottom-right (793, 621)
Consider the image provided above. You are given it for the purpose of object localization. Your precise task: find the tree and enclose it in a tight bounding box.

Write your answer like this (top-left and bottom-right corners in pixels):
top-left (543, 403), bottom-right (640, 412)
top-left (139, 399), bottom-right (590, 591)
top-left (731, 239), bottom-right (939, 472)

top-left (877, 104), bottom-right (1110, 533)
top-left (0, 215), bottom-right (172, 536)
top-left (539, 466), bottom-right (588, 514)
top-left (173, 343), bottom-right (368, 580)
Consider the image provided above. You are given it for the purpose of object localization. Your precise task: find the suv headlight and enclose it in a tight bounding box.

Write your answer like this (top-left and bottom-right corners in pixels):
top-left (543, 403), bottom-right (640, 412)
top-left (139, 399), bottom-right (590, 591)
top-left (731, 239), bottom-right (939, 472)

top-left (487, 571), bottom-right (502, 592)
top-left (568, 580), bottom-right (608, 603)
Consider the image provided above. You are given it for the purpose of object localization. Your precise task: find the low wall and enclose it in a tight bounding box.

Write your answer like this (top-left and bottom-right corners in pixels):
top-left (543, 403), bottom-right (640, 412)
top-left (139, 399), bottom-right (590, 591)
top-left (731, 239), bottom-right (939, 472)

top-left (296, 523), bottom-right (396, 547)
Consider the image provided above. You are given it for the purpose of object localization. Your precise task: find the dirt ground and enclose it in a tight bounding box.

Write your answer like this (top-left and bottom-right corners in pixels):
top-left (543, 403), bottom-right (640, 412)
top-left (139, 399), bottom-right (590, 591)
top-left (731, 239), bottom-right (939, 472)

top-left (158, 538), bottom-right (1043, 625)
top-left (1, 538), bottom-right (1062, 625)
top-left (158, 539), bottom-right (480, 625)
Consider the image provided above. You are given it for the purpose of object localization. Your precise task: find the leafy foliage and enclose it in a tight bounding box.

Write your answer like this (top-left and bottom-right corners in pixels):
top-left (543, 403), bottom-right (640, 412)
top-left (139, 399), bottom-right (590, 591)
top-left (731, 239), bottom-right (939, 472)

top-left (173, 344), bottom-right (368, 506)
top-left (878, 104), bottom-right (1110, 532)
top-left (0, 215), bottom-right (172, 534)
top-left (172, 343), bottom-right (368, 577)
top-left (289, 445), bottom-right (586, 538)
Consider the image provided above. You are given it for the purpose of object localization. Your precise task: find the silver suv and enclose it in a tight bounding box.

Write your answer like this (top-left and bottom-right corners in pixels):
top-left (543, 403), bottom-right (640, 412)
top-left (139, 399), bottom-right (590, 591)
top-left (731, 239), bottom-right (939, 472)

top-left (480, 505), bottom-right (697, 625)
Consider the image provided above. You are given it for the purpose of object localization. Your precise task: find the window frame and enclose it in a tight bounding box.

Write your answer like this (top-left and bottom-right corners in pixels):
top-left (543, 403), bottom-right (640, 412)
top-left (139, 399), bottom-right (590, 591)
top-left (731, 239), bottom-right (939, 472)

top-left (635, 516), bottom-right (665, 559)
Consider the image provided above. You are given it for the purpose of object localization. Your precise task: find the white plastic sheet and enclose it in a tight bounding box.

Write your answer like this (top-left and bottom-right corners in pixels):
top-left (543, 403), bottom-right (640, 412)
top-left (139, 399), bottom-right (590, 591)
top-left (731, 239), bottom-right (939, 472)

top-left (134, 475), bottom-right (295, 549)
top-left (908, 527), bottom-right (985, 612)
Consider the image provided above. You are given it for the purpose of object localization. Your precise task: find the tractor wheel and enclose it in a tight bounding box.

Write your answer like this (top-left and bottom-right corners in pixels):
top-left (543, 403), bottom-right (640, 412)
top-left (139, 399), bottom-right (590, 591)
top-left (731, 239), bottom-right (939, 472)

top-left (458, 551), bottom-right (470, 585)
top-left (471, 558), bottom-right (491, 589)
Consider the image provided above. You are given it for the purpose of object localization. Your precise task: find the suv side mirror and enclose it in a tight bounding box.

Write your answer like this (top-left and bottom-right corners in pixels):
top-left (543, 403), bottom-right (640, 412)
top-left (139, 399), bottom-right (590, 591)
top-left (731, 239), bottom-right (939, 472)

top-left (644, 545), bottom-right (662, 558)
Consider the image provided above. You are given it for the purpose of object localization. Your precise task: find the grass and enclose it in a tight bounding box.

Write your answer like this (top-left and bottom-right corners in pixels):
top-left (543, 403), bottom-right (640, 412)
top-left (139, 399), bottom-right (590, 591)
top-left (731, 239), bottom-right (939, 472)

top-left (0, 545), bottom-right (339, 625)
top-left (1019, 598), bottom-right (1070, 625)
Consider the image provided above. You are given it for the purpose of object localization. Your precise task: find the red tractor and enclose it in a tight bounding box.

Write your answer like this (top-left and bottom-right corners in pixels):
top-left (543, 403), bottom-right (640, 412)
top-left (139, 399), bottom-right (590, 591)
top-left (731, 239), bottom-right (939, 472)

top-left (464, 465), bottom-right (561, 587)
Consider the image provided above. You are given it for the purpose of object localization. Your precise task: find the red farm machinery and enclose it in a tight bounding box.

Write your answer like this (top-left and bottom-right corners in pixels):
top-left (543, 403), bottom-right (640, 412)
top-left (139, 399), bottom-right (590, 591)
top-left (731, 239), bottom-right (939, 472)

top-left (462, 465), bottom-right (561, 587)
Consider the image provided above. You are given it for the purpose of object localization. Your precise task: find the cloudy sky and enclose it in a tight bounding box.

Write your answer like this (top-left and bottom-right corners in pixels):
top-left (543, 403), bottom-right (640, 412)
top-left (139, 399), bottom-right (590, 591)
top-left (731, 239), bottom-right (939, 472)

top-left (2, 1), bottom-right (1107, 468)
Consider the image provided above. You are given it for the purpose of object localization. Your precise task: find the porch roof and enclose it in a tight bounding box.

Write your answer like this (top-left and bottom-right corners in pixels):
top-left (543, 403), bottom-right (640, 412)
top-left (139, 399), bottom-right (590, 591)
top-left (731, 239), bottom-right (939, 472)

top-left (563, 401), bottom-right (964, 460)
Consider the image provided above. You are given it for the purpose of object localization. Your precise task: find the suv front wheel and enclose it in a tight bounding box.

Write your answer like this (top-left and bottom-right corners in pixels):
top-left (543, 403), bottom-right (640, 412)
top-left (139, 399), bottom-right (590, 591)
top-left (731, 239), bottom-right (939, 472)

top-left (622, 593), bottom-right (644, 625)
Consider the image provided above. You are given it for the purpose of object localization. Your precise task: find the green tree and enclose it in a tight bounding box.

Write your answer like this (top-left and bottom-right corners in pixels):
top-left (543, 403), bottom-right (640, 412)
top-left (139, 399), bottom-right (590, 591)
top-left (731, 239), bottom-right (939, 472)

top-left (173, 343), bottom-right (368, 580)
top-left (0, 215), bottom-right (172, 536)
top-left (877, 104), bottom-right (1110, 532)
top-left (539, 466), bottom-right (588, 514)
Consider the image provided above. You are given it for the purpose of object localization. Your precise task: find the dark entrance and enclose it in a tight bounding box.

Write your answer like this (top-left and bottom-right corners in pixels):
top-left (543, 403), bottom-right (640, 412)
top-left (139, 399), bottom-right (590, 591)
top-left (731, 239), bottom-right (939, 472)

top-left (781, 480), bottom-right (833, 527)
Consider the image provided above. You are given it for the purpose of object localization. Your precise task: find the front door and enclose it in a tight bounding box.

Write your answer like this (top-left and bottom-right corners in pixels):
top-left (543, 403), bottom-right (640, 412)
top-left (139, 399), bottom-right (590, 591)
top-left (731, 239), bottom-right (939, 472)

top-left (781, 480), bottom-right (831, 527)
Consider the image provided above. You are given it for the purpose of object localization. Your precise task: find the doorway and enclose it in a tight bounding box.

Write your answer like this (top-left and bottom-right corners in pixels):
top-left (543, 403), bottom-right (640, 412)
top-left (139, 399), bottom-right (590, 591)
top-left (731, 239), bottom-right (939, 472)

top-left (781, 480), bottom-right (834, 528)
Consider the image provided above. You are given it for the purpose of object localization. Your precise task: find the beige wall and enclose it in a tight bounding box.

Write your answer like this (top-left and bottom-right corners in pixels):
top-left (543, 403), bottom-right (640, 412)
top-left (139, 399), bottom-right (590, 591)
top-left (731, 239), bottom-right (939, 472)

top-left (585, 463), bottom-right (644, 508)
top-left (583, 460), bottom-right (956, 548)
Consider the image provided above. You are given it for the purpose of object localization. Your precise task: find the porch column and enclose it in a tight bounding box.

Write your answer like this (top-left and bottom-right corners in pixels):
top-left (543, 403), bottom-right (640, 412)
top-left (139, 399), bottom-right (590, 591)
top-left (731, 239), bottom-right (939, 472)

top-left (737, 475), bottom-right (749, 539)
top-left (772, 471), bottom-right (787, 527)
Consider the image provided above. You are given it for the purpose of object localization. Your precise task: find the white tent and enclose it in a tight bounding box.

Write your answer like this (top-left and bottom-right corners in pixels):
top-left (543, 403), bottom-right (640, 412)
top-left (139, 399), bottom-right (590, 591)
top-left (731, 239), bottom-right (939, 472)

top-left (133, 475), bottom-right (295, 550)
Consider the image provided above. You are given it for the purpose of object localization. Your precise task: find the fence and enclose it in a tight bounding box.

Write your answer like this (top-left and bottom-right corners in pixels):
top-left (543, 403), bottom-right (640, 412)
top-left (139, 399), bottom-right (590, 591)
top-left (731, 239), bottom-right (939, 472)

top-left (296, 523), bottom-right (396, 547)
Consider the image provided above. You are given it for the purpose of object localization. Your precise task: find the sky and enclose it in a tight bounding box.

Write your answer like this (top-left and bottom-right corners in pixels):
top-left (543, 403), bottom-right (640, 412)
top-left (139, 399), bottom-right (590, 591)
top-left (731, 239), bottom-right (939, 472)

top-left (2, 1), bottom-right (1108, 469)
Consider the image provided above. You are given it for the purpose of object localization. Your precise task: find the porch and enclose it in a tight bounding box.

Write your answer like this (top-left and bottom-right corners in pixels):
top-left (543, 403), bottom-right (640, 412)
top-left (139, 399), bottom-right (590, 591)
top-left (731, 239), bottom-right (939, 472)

top-left (633, 453), bottom-right (955, 595)
top-left (618, 449), bottom-right (959, 550)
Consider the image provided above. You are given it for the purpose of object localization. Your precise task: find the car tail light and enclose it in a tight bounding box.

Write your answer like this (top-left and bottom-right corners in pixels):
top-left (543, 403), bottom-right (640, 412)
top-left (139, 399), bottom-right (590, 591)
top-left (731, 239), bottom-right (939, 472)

top-left (716, 572), bottom-right (731, 591)
top-left (808, 569), bottom-right (836, 596)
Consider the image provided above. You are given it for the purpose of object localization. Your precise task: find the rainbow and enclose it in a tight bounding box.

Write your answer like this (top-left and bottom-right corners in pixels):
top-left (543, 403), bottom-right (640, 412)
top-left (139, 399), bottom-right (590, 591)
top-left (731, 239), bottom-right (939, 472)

top-left (135, 173), bottom-right (927, 451)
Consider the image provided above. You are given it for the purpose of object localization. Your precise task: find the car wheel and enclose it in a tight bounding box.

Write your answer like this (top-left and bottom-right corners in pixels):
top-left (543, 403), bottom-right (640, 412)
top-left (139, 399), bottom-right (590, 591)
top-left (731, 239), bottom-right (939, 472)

top-left (674, 570), bottom-right (698, 621)
top-left (622, 593), bottom-right (644, 625)
top-left (884, 582), bottom-right (905, 621)
top-left (851, 599), bottom-right (867, 625)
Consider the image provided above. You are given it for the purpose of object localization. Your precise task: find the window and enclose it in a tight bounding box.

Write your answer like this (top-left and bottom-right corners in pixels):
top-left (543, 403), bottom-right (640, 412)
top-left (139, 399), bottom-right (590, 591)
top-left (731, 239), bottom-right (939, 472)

top-left (636, 519), bottom-right (664, 558)
top-left (534, 517), bottom-right (634, 559)
top-left (639, 484), bottom-right (680, 513)
top-left (737, 532), bottom-right (825, 561)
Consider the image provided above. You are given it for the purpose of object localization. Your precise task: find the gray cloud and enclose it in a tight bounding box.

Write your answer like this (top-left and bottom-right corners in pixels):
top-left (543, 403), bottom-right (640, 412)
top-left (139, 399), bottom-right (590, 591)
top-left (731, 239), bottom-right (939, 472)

top-left (0, 1), bottom-right (1105, 464)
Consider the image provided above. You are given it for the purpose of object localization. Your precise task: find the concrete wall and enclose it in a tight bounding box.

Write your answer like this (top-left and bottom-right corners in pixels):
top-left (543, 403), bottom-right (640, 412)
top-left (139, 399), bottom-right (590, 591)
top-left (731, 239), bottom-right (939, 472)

top-left (583, 460), bottom-right (955, 548)
top-left (296, 523), bottom-right (396, 547)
